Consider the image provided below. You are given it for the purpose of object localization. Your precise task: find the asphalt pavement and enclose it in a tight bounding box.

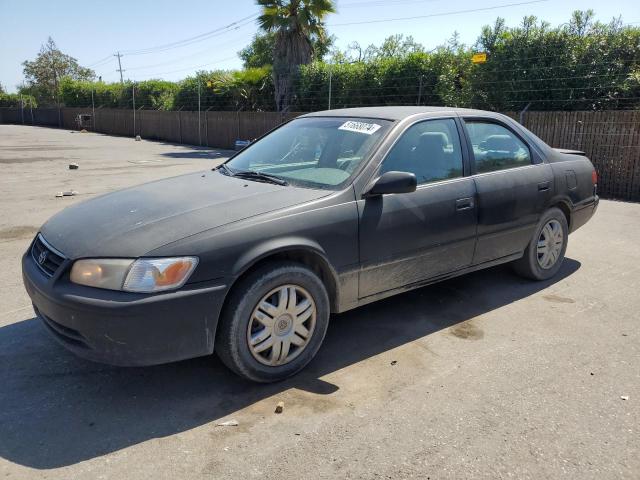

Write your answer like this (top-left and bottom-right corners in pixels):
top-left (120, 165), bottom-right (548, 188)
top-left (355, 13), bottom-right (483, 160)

top-left (0, 125), bottom-right (638, 479)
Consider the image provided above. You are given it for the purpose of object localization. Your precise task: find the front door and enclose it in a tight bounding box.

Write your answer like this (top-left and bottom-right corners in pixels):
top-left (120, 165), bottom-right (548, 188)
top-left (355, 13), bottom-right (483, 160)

top-left (357, 118), bottom-right (478, 299)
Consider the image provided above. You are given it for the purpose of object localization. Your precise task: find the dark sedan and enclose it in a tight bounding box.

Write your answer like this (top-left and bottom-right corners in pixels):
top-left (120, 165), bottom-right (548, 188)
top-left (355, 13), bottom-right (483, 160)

top-left (22, 106), bottom-right (598, 382)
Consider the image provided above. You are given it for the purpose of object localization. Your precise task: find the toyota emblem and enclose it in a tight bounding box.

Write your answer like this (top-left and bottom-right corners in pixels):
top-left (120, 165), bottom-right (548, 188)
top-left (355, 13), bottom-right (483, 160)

top-left (38, 251), bottom-right (47, 265)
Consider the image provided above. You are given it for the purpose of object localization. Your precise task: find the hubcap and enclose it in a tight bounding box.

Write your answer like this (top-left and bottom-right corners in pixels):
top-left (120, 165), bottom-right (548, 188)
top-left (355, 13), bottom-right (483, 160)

top-left (537, 219), bottom-right (564, 269)
top-left (247, 284), bottom-right (316, 366)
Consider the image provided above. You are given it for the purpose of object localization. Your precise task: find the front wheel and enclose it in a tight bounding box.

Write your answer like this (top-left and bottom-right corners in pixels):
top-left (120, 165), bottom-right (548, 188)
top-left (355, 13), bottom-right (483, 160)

top-left (215, 262), bottom-right (330, 383)
top-left (513, 207), bottom-right (568, 281)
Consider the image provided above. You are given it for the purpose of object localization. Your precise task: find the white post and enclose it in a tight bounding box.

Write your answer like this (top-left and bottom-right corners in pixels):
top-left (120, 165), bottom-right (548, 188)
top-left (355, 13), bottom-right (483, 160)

top-left (328, 66), bottom-right (332, 110)
top-left (91, 89), bottom-right (96, 130)
top-left (132, 84), bottom-right (136, 137)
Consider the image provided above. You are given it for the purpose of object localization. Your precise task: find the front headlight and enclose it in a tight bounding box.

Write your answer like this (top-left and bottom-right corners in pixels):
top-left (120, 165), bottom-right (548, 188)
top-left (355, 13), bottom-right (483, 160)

top-left (70, 257), bottom-right (198, 293)
top-left (70, 259), bottom-right (134, 291)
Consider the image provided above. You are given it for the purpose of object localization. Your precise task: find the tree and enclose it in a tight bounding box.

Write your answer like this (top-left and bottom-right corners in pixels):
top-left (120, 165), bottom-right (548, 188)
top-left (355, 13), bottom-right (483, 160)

top-left (329, 35), bottom-right (423, 64)
top-left (240, 32), bottom-right (278, 68)
top-left (0, 82), bottom-right (5, 94)
top-left (22, 37), bottom-right (95, 106)
top-left (370, 34), bottom-right (424, 59)
top-left (256, 0), bottom-right (336, 111)
top-left (208, 67), bottom-right (273, 111)
top-left (240, 31), bottom-right (335, 69)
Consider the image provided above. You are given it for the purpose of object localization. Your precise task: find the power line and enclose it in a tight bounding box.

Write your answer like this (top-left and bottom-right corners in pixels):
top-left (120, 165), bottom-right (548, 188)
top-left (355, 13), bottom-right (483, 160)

top-left (340, 0), bottom-right (442, 7)
top-left (124, 33), bottom-right (251, 72)
top-left (83, 12), bottom-right (258, 79)
top-left (86, 55), bottom-right (113, 68)
top-left (121, 13), bottom-right (258, 56)
top-left (329, 0), bottom-right (549, 26)
top-left (128, 55), bottom-right (239, 79)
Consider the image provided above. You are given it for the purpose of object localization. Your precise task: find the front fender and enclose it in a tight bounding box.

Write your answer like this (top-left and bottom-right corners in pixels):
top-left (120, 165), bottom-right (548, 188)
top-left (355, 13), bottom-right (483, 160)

top-left (231, 236), bottom-right (333, 277)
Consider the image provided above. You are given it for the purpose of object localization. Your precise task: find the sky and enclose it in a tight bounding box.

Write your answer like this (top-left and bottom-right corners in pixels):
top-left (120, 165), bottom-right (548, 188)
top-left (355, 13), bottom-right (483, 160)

top-left (0, 0), bottom-right (638, 93)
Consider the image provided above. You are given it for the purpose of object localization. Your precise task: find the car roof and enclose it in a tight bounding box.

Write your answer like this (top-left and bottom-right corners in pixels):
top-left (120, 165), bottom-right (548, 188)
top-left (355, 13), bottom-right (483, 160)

top-left (300, 106), bottom-right (502, 121)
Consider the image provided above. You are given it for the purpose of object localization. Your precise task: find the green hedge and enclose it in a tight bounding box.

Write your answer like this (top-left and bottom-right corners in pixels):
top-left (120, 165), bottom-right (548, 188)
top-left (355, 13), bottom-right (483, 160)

top-left (53, 15), bottom-right (640, 112)
top-left (0, 93), bottom-right (37, 108)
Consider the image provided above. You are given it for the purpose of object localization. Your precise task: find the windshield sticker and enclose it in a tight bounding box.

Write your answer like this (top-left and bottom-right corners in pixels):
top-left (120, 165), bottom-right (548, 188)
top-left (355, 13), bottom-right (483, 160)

top-left (338, 121), bottom-right (382, 135)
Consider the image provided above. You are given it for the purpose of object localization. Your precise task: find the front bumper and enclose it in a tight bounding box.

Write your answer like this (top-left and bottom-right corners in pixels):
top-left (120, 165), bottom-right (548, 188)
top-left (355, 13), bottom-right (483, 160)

top-left (22, 251), bottom-right (228, 366)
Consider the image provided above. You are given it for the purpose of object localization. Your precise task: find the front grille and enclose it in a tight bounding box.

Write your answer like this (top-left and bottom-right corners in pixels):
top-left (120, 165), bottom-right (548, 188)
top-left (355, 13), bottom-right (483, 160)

top-left (31, 234), bottom-right (66, 277)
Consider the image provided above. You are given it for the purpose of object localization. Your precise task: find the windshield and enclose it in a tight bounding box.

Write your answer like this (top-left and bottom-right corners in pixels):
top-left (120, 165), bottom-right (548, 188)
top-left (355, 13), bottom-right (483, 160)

top-left (225, 117), bottom-right (392, 189)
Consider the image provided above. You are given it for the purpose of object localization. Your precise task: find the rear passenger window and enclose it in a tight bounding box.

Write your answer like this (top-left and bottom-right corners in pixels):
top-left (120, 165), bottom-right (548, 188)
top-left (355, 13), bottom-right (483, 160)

top-left (465, 121), bottom-right (531, 173)
top-left (380, 119), bottom-right (463, 185)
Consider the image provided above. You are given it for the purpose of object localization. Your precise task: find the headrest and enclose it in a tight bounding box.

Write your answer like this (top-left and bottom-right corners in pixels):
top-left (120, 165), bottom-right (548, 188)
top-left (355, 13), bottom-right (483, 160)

top-left (417, 132), bottom-right (448, 151)
top-left (483, 134), bottom-right (518, 152)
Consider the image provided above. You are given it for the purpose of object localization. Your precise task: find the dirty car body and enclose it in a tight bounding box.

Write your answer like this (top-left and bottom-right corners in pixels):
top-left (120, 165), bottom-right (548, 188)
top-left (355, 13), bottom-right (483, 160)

top-left (22, 107), bottom-right (598, 376)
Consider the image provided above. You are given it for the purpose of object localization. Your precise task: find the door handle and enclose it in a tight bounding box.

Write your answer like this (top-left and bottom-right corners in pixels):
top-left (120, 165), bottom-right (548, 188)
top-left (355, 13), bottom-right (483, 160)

top-left (456, 197), bottom-right (474, 211)
top-left (538, 181), bottom-right (550, 192)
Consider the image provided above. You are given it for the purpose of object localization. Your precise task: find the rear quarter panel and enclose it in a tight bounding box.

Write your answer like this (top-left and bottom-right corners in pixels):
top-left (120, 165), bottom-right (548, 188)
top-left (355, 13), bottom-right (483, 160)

top-left (546, 151), bottom-right (598, 231)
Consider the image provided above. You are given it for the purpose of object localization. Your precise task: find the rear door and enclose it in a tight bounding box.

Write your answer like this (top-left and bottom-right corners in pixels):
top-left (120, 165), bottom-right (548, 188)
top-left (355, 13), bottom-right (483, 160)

top-left (357, 117), bottom-right (477, 298)
top-left (462, 118), bottom-right (553, 264)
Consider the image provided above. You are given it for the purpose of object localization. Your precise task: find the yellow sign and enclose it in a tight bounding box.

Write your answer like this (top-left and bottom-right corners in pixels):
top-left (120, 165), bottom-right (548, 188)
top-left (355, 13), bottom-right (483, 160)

top-left (472, 52), bottom-right (487, 64)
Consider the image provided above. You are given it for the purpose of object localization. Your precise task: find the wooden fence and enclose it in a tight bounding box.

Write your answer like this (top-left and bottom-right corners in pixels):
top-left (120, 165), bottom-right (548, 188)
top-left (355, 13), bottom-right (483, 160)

top-left (1, 107), bottom-right (638, 201)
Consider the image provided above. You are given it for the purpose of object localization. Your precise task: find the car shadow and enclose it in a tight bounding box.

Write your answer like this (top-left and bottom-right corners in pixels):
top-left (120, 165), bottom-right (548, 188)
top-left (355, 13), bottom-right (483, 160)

top-left (0, 259), bottom-right (580, 469)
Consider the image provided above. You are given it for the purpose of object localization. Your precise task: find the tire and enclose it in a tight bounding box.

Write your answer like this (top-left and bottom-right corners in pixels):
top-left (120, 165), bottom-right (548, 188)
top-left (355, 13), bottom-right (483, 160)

top-left (215, 261), bottom-right (330, 383)
top-left (513, 207), bottom-right (568, 281)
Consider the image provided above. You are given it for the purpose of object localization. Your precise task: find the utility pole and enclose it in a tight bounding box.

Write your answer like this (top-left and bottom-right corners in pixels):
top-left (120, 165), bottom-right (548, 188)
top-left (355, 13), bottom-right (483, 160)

top-left (114, 52), bottom-right (125, 84)
top-left (20, 95), bottom-right (25, 124)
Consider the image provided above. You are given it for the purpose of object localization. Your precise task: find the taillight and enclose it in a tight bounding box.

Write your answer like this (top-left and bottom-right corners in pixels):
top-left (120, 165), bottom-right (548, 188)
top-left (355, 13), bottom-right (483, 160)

top-left (592, 170), bottom-right (597, 185)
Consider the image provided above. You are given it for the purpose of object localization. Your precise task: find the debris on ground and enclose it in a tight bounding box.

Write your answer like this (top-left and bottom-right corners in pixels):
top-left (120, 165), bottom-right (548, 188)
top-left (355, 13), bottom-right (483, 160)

top-left (135, 135), bottom-right (142, 141)
top-left (390, 360), bottom-right (398, 366)
top-left (275, 401), bottom-right (285, 414)
top-left (621, 396), bottom-right (629, 401)
top-left (68, 163), bottom-right (79, 170)
top-left (216, 419), bottom-right (239, 427)
top-left (55, 191), bottom-right (78, 198)
top-left (80, 129), bottom-right (88, 133)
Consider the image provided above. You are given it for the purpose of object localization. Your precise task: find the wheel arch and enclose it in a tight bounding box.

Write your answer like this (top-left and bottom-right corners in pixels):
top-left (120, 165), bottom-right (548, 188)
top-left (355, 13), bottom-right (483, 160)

top-left (224, 238), bottom-right (341, 315)
top-left (547, 197), bottom-right (572, 231)
top-left (547, 195), bottom-right (573, 232)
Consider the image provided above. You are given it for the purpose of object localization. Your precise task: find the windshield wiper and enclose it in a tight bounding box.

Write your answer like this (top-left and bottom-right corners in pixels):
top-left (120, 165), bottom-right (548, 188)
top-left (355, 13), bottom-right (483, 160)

top-left (216, 163), bottom-right (233, 176)
top-left (231, 170), bottom-right (288, 186)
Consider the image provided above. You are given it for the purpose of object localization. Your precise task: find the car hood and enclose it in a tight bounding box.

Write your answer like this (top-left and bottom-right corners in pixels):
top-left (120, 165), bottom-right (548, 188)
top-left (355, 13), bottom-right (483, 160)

top-left (40, 170), bottom-right (329, 259)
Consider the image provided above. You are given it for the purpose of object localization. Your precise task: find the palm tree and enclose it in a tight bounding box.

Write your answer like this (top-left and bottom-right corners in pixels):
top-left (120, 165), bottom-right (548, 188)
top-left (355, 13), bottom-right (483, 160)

top-left (257, 0), bottom-right (335, 112)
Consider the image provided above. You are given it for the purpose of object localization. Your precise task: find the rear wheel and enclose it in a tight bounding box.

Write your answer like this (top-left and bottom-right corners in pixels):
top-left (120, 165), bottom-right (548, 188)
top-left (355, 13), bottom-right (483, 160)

top-left (215, 262), bottom-right (330, 383)
top-left (513, 207), bottom-right (568, 280)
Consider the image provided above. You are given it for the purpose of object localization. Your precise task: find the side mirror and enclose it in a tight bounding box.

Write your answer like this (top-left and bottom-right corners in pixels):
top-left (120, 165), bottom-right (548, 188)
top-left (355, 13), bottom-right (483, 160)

top-left (365, 171), bottom-right (417, 197)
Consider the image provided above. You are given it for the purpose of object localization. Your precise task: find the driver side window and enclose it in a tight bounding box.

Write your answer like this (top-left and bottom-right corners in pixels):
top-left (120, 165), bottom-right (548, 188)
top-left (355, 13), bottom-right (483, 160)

top-left (380, 119), bottom-right (463, 185)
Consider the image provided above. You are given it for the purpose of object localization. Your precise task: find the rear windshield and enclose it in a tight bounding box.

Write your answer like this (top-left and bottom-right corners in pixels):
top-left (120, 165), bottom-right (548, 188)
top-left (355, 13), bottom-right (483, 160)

top-left (226, 117), bottom-right (392, 189)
